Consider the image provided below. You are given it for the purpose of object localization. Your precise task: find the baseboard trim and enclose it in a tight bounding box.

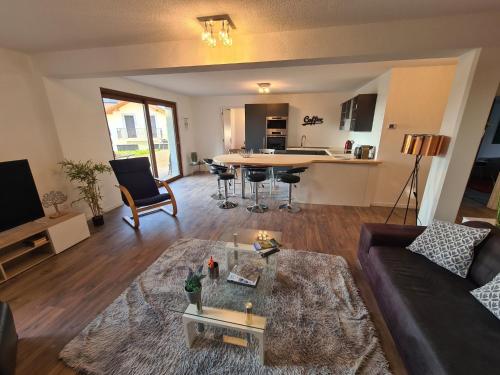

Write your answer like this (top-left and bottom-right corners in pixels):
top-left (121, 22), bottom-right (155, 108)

top-left (371, 201), bottom-right (417, 209)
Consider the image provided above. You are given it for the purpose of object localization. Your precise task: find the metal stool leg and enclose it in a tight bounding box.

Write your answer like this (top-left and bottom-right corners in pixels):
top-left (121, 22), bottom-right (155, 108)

top-left (218, 179), bottom-right (238, 209)
top-left (211, 178), bottom-right (224, 200)
top-left (246, 182), bottom-right (268, 213)
top-left (279, 183), bottom-right (300, 213)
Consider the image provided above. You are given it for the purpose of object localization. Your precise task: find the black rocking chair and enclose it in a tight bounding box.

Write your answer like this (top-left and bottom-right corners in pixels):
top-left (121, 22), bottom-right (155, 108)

top-left (109, 157), bottom-right (177, 228)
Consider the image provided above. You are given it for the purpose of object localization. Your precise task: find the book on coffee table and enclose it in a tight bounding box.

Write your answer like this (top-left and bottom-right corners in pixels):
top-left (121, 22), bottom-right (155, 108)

top-left (227, 264), bottom-right (261, 287)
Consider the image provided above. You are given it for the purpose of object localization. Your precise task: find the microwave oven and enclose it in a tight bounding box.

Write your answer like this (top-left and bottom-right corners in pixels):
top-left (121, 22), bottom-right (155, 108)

top-left (266, 116), bottom-right (287, 130)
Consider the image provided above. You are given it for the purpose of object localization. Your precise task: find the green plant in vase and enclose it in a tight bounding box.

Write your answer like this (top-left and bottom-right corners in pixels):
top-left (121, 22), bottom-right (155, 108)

top-left (185, 265), bottom-right (206, 312)
top-left (59, 159), bottom-right (111, 226)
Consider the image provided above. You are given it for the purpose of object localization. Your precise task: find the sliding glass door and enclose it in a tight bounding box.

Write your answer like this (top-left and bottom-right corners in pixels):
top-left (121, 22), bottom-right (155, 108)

top-left (146, 102), bottom-right (181, 179)
top-left (101, 89), bottom-right (183, 181)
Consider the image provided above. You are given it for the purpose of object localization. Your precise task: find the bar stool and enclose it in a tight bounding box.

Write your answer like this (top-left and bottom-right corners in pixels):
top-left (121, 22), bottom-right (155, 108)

top-left (208, 163), bottom-right (227, 200)
top-left (278, 167), bottom-right (307, 213)
top-left (246, 170), bottom-right (268, 213)
top-left (217, 171), bottom-right (238, 209)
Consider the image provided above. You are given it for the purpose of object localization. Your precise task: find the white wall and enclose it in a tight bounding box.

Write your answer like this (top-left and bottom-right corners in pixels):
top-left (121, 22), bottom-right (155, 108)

top-left (348, 70), bottom-right (392, 155)
top-left (192, 91), bottom-right (351, 158)
top-left (230, 108), bottom-right (245, 149)
top-left (42, 77), bottom-right (196, 214)
top-left (420, 48), bottom-right (500, 224)
top-left (0, 47), bottom-right (65, 214)
top-left (372, 65), bottom-right (456, 208)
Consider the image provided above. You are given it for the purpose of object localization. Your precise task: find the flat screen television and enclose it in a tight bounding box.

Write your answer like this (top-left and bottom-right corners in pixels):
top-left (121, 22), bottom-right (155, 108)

top-left (0, 159), bottom-right (45, 232)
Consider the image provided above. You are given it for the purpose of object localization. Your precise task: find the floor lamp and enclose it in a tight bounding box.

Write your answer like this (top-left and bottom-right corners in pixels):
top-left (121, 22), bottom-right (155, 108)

top-left (385, 134), bottom-right (446, 225)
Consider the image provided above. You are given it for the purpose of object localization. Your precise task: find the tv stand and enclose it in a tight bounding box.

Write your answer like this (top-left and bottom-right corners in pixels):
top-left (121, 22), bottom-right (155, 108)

top-left (0, 212), bottom-right (90, 283)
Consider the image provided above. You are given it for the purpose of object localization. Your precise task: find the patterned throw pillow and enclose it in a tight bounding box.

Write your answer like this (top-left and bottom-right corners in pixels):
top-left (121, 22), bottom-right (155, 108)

top-left (407, 220), bottom-right (490, 278)
top-left (471, 273), bottom-right (500, 320)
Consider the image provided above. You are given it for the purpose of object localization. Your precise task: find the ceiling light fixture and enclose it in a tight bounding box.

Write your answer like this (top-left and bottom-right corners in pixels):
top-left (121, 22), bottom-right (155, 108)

top-left (197, 14), bottom-right (235, 47)
top-left (257, 83), bottom-right (271, 94)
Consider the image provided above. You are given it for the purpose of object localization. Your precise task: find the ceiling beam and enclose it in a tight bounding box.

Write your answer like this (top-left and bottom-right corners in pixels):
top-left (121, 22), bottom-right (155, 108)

top-left (32, 12), bottom-right (500, 79)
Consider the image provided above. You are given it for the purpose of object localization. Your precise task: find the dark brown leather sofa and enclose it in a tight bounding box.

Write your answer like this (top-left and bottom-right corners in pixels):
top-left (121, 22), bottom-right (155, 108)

top-left (358, 221), bottom-right (500, 375)
top-left (0, 301), bottom-right (17, 375)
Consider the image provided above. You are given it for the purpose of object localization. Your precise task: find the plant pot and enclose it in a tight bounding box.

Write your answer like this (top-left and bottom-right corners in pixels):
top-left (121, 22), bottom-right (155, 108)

top-left (185, 287), bottom-right (202, 312)
top-left (92, 215), bottom-right (104, 226)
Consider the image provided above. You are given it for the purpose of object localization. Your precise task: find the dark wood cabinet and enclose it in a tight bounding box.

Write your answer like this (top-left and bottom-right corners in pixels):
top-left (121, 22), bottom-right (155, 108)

top-left (340, 100), bottom-right (351, 130)
top-left (245, 103), bottom-right (289, 150)
top-left (266, 103), bottom-right (289, 117)
top-left (245, 104), bottom-right (268, 151)
top-left (339, 94), bottom-right (377, 132)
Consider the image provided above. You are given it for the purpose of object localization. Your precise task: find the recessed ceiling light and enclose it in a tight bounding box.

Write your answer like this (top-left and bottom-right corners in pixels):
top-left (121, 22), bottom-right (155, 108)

top-left (257, 83), bottom-right (271, 94)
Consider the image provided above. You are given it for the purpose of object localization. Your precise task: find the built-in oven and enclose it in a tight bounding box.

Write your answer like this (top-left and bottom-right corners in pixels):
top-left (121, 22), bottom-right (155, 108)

top-left (266, 136), bottom-right (286, 150)
top-left (266, 116), bottom-right (288, 131)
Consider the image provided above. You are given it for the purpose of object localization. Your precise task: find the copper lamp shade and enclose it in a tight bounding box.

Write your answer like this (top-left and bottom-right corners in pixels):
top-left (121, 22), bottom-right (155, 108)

top-left (401, 134), bottom-right (447, 156)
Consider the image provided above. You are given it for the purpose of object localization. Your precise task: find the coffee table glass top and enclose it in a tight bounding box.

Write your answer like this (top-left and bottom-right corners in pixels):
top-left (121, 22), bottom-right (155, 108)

top-left (164, 229), bottom-right (282, 329)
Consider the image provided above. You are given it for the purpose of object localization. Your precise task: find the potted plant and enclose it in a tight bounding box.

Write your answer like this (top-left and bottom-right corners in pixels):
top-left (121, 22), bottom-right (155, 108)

top-left (185, 265), bottom-right (206, 312)
top-left (60, 159), bottom-right (111, 226)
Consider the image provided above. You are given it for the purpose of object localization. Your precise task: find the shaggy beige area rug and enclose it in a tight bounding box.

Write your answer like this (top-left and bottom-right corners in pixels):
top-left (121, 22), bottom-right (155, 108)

top-left (60, 238), bottom-right (391, 375)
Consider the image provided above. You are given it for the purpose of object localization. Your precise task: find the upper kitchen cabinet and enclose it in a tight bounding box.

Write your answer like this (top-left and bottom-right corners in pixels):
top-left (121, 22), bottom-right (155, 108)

top-left (339, 94), bottom-right (377, 132)
top-left (339, 100), bottom-right (351, 130)
top-left (266, 103), bottom-right (289, 117)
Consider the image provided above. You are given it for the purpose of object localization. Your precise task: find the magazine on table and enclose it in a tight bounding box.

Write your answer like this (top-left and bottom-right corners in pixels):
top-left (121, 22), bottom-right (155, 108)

top-left (253, 238), bottom-right (281, 257)
top-left (227, 264), bottom-right (262, 287)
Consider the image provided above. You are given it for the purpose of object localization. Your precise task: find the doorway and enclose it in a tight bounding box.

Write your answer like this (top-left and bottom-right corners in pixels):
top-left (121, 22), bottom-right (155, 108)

top-left (222, 107), bottom-right (245, 153)
top-left (460, 87), bottom-right (500, 220)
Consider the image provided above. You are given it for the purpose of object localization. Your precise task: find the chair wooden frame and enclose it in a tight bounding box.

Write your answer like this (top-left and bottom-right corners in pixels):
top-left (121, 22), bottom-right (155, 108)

top-left (117, 178), bottom-right (177, 228)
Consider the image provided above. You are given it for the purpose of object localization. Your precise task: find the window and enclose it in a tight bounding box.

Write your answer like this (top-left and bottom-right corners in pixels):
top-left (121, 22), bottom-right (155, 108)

top-left (150, 115), bottom-right (158, 138)
top-left (123, 115), bottom-right (137, 138)
top-left (101, 88), bottom-right (183, 181)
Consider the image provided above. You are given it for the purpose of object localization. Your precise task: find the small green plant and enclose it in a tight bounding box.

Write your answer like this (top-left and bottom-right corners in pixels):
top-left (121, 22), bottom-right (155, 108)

top-left (185, 265), bottom-right (206, 293)
top-left (59, 159), bottom-right (111, 218)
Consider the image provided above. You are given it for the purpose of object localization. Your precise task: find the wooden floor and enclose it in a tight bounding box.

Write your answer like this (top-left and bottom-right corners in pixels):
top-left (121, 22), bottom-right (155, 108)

top-left (0, 173), bottom-right (494, 375)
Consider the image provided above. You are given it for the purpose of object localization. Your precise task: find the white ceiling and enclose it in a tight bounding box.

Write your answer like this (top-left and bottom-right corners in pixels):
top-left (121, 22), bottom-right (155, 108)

top-left (127, 58), bottom-right (457, 96)
top-left (0, 0), bottom-right (499, 52)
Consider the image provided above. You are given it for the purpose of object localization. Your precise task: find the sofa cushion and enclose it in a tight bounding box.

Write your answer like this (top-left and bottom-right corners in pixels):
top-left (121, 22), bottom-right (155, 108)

top-left (365, 245), bottom-right (500, 375)
top-left (407, 220), bottom-right (490, 278)
top-left (471, 273), bottom-right (500, 320)
top-left (466, 222), bottom-right (500, 285)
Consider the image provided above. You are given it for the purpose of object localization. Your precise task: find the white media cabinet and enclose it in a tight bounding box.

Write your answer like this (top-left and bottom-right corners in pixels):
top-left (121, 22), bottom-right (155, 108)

top-left (0, 212), bottom-right (90, 283)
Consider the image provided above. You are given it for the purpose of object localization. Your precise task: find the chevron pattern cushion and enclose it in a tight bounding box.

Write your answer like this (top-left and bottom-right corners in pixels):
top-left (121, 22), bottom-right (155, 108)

top-left (471, 273), bottom-right (500, 320)
top-left (407, 220), bottom-right (490, 278)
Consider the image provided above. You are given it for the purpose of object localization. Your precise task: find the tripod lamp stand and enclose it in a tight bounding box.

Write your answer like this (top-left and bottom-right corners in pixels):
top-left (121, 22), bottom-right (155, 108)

top-left (385, 134), bottom-right (447, 225)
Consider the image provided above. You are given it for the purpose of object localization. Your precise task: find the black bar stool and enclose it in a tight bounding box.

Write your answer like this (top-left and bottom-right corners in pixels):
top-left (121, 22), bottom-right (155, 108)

top-left (246, 169), bottom-right (268, 213)
top-left (278, 167), bottom-right (307, 213)
top-left (207, 162), bottom-right (227, 200)
top-left (217, 171), bottom-right (238, 209)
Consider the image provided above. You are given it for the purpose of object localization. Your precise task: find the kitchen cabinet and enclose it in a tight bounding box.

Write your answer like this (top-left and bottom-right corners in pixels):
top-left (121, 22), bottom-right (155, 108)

top-left (339, 94), bottom-right (377, 132)
top-left (339, 100), bottom-right (351, 130)
top-left (245, 103), bottom-right (289, 150)
top-left (266, 103), bottom-right (289, 117)
top-left (245, 104), bottom-right (268, 151)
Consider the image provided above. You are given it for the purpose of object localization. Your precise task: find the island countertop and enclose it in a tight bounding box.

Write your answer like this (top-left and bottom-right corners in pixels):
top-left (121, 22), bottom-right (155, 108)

top-left (213, 153), bottom-right (382, 167)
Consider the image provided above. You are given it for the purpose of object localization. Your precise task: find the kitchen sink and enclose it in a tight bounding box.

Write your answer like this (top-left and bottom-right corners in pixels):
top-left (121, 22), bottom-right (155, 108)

top-left (275, 149), bottom-right (329, 155)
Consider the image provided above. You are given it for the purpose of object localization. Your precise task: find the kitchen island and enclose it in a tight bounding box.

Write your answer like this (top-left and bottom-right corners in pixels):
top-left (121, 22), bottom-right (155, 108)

top-left (213, 153), bottom-right (381, 206)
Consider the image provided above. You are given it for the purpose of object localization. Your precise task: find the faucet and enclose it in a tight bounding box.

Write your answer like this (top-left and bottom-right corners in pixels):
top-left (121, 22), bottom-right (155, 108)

top-left (300, 135), bottom-right (307, 148)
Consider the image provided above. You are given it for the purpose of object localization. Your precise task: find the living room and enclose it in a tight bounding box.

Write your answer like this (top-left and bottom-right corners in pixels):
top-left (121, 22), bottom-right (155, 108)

top-left (0, 2), bottom-right (500, 375)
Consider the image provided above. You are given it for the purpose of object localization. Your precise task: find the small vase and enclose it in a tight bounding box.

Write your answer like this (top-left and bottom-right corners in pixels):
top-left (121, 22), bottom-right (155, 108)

top-left (208, 262), bottom-right (219, 279)
top-left (92, 215), bottom-right (104, 226)
top-left (185, 288), bottom-right (203, 313)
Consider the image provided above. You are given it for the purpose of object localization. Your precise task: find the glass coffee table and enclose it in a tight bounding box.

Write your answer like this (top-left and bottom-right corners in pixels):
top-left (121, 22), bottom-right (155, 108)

top-left (167, 229), bottom-right (282, 364)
